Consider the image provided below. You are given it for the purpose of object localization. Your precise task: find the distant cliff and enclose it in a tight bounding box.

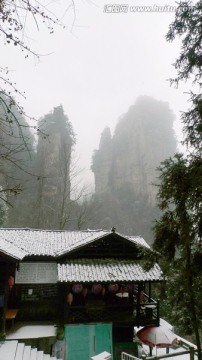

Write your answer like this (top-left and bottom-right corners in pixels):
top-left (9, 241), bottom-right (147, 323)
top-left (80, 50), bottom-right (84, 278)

top-left (35, 105), bottom-right (75, 229)
top-left (91, 96), bottom-right (177, 242)
top-left (5, 105), bottom-right (76, 229)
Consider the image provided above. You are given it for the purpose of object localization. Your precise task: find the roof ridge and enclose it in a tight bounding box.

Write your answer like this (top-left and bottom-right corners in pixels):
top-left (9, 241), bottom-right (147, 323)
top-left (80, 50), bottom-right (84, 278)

top-left (0, 228), bottom-right (151, 260)
top-left (0, 227), bottom-right (108, 233)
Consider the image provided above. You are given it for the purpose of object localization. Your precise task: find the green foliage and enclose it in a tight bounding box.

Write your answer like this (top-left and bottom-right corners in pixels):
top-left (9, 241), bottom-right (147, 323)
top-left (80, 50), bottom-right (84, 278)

top-left (153, 154), bottom-right (202, 346)
top-left (0, 200), bottom-right (6, 226)
top-left (39, 105), bottom-right (76, 145)
top-left (0, 332), bottom-right (5, 342)
top-left (153, 1), bottom-right (202, 355)
top-left (166, 1), bottom-right (202, 84)
top-left (167, 1), bottom-right (202, 152)
top-left (154, 154), bottom-right (201, 254)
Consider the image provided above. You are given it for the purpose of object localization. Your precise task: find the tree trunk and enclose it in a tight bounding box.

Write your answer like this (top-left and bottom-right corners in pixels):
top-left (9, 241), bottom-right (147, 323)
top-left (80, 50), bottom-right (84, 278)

top-left (186, 243), bottom-right (201, 360)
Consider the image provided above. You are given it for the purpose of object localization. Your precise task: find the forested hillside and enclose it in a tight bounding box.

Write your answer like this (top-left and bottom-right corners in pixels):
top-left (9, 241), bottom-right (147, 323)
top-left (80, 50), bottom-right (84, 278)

top-left (3, 105), bottom-right (76, 229)
top-left (34, 106), bottom-right (75, 229)
top-left (1, 97), bottom-right (177, 242)
top-left (0, 95), bottom-right (36, 226)
top-left (91, 96), bottom-right (177, 243)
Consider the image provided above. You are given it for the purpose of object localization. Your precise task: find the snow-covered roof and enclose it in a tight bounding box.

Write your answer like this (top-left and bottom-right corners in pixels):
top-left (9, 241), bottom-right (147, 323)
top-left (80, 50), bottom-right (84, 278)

top-left (0, 237), bottom-right (27, 260)
top-left (0, 228), bottom-right (151, 260)
top-left (58, 259), bottom-right (163, 283)
top-left (0, 229), bottom-right (163, 283)
top-left (125, 235), bottom-right (150, 249)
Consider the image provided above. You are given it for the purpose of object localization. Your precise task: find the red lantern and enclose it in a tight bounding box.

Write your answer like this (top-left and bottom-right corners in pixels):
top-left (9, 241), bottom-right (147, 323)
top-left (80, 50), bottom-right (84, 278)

top-left (72, 284), bottom-right (83, 294)
top-left (92, 284), bottom-right (102, 294)
top-left (8, 276), bottom-right (14, 289)
top-left (67, 292), bottom-right (73, 305)
top-left (108, 284), bottom-right (118, 293)
top-left (83, 287), bottom-right (88, 297)
top-left (102, 287), bottom-right (106, 297)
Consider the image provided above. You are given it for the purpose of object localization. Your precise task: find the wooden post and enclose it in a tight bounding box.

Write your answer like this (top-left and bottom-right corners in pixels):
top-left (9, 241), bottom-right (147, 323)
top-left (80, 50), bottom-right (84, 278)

top-left (189, 346), bottom-right (194, 360)
top-left (157, 299), bottom-right (160, 326)
top-left (149, 282), bottom-right (151, 302)
top-left (0, 291), bottom-right (5, 334)
top-left (2, 262), bottom-right (9, 334)
top-left (136, 284), bottom-right (141, 327)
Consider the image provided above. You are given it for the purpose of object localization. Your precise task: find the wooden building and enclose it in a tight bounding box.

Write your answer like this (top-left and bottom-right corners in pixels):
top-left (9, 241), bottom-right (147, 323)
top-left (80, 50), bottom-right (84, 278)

top-left (0, 227), bottom-right (164, 359)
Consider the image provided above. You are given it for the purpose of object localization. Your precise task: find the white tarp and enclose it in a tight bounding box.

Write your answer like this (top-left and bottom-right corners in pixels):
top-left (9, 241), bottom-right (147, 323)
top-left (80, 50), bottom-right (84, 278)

top-left (6, 325), bottom-right (56, 339)
top-left (91, 351), bottom-right (111, 360)
top-left (15, 262), bottom-right (58, 284)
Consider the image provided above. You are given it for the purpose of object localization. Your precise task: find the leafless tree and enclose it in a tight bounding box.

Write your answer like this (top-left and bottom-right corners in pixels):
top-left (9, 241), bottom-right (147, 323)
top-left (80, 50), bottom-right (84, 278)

top-left (0, 0), bottom-right (75, 204)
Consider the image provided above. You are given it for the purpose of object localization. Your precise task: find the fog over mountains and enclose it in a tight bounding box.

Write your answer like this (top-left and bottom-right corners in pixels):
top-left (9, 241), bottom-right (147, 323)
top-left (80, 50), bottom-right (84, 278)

top-left (2, 96), bottom-right (177, 243)
top-left (90, 96), bottom-right (177, 242)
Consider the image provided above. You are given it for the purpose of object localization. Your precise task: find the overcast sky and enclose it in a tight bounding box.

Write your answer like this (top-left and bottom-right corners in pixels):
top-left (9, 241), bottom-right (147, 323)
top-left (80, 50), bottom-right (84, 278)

top-left (1, 0), bottom-right (191, 189)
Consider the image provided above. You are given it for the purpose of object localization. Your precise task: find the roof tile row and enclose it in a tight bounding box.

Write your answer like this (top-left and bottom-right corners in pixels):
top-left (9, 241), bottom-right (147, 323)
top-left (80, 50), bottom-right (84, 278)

top-left (0, 228), bottom-right (150, 260)
top-left (58, 259), bottom-right (163, 283)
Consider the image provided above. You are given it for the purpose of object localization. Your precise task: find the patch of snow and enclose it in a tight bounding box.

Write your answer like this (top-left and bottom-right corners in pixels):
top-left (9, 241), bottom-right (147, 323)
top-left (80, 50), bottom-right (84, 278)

top-left (6, 325), bottom-right (56, 339)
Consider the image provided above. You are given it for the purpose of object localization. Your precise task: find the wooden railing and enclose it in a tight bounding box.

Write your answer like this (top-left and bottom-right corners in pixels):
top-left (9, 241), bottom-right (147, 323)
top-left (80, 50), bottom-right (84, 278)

top-left (66, 299), bottom-right (159, 326)
top-left (135, 300), bottom-right (159, 327)
top-left (141, 347), bottom-right (197, 360)
top-left (121, 352), bottom-right (141, 360)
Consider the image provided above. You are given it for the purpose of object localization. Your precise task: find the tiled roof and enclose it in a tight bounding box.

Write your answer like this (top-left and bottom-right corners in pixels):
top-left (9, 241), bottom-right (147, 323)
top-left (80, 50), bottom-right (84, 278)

top-left (58, 259), bottom-right (163, 283)
top-left (0, 228), bottom-right (108, 258)
top-left (125, 235), bottom-right (150, 249)
top-left (0, 237), bottom-right (27, 260)
top-left (0, 228), bottom-right (151, 259)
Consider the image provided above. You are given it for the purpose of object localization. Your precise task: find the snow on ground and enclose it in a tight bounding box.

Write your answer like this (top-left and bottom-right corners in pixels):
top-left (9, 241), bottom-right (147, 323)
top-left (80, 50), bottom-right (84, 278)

top-left (5, 319), bottom-right (198, 359)
top-left (144, 345), bottom-right (198, 359)
top-left (135, 318), bottom-right (198, 360)
top-left (6, 325), bottom-right (56, 339)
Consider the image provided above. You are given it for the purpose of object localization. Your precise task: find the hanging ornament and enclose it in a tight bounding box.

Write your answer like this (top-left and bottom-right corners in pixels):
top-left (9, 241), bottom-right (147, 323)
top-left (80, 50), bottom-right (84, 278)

top-left (83, 287), bottom-right (88, 297)
top-left (72, 284), bottom-right (83, 294)
top-left (92, 284), bottom-right (102, 294)
top-left (102, 287), bottom-right (106, 297)
top-left (67, 292), bottom-right (73, 305)
top-left (8, 276), bottom-right (14, 289)
top-left (127, 284), bottom-right (134, 293)
top-left (108, 284), bottom-right (118, 293)
top-left (120, 285), bottom-right (127, 294)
